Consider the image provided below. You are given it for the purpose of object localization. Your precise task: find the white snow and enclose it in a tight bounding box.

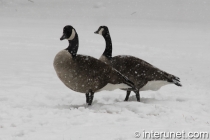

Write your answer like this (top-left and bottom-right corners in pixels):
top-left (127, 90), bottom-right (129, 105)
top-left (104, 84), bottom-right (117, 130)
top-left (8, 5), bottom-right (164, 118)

top-left (0, 0), bottom-right (210, 140)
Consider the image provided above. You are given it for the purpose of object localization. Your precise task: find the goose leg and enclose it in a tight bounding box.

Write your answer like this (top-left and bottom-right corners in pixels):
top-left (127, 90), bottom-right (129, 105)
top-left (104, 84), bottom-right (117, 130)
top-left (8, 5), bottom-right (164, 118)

top-left (135, 90), bottom-right (140, 102)
top-left (85, 93), bottom-right (89, 104)
top-left (88, 91), bottom-right (94, 105)
top-left (124, 90), bottom-right (131, 101)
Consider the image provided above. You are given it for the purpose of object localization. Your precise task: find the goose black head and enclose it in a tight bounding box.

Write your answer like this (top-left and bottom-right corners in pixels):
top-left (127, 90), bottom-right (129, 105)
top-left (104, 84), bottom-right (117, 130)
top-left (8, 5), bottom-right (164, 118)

top-left (60, 25), bottom-right (76, 41)
top-left (94, 26), bottom-right (109, 36)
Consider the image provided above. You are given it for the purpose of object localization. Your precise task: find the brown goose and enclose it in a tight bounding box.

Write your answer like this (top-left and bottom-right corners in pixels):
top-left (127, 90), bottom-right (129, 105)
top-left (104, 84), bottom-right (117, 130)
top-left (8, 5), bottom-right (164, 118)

top-left (53, 25), bottom-right (137, 105)
top-left (94, 26), bottom-right (182, 102)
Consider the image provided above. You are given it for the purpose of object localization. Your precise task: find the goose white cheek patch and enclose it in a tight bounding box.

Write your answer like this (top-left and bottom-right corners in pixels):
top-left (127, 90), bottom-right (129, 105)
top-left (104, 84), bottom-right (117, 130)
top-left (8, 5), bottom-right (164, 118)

top-left (98, 28), bottom-right (104, 35)
top-left (68, 29), bottom-right (76, 40)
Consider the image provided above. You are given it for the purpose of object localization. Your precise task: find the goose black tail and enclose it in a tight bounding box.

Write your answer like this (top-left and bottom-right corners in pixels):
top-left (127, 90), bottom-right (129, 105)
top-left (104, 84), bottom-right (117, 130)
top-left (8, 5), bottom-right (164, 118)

top-left (167, 75), bottom-right (182, 87)
top-left (158, 69), bottom-right (182, 87)
top-left (172, 78), bottom-right (182, 86)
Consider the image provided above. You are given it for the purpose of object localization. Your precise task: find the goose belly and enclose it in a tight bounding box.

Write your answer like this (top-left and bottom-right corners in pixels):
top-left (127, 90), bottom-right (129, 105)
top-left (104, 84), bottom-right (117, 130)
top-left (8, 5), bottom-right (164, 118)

top-left (97, 83), bottom-right (131, 92)
top-left (140, 80), bottom-right (170, 91)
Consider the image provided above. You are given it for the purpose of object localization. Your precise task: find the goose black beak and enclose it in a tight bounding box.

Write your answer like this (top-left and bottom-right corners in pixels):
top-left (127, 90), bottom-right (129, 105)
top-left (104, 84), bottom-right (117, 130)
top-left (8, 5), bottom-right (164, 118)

top-left (60, 34), bottom-right (66, 40)
top-left (94, 31), bottom-right (99, 34)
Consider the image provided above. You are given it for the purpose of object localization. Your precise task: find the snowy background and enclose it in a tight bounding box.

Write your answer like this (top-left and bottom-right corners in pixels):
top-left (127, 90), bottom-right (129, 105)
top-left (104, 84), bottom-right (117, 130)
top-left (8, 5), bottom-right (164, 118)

top-left (0, 0), bottom-right (210, 139)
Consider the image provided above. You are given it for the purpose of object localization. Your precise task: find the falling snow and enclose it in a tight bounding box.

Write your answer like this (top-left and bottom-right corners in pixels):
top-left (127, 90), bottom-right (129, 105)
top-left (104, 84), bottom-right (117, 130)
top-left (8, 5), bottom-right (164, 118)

top-left (0, 0), bottom-right (210, 140)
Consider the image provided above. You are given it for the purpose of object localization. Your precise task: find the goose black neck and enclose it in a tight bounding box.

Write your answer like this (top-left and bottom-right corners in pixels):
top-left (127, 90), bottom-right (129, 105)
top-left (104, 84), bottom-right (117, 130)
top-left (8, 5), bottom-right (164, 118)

top-left (102, 33), bottom-right (112, 59)
top-left (66, 33), bottom-right (79, 58)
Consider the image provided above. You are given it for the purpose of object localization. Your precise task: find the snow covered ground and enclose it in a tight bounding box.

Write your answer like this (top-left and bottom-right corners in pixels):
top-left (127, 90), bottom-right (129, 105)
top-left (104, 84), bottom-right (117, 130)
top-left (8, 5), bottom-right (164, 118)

top-left (0, 0), bottom-right (210, 139)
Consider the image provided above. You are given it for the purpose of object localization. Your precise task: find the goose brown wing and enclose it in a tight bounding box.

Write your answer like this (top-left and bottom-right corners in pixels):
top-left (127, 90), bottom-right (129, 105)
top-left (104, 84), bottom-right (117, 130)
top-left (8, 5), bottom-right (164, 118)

top-left (110, 55), bottom-right (181, 87)
top-left (75, 55), bottom-right (135, 91)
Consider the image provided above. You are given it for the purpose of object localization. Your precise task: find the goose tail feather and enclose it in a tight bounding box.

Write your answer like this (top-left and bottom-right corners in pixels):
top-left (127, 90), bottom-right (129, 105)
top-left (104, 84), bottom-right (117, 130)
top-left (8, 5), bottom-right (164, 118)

top-left (167, 75), bottom-right (182, 87)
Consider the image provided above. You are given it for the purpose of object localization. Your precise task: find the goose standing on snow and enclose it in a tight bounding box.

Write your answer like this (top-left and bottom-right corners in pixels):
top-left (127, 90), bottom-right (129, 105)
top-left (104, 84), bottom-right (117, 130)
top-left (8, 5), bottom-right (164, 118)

top-left (53, 25), bottom-right (137, 105)
top-left (94, 26), bottom-right (182, 102)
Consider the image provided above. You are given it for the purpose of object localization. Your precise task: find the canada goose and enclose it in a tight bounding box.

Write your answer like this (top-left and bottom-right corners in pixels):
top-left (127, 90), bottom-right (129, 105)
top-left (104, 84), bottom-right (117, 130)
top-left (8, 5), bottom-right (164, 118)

top-left (53, 25), bottom-right (137, 105)
top-left (94, 26), bottom-right (182, 101)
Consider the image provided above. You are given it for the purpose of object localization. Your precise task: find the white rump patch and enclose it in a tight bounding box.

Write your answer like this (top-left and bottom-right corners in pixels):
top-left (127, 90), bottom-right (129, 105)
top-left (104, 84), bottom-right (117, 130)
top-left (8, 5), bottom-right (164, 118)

top-left (98, 28), bottom-right (104, 35)
top-left (68, 29), bottom-right (76, 40)
top-left (99, 83), bottom-right (131, 92)
top-left (140, 81), bottom-right (171, 91)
